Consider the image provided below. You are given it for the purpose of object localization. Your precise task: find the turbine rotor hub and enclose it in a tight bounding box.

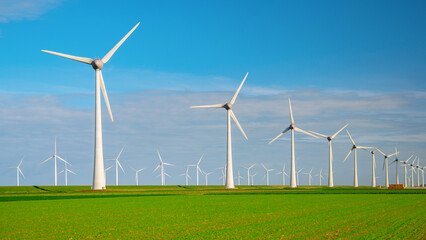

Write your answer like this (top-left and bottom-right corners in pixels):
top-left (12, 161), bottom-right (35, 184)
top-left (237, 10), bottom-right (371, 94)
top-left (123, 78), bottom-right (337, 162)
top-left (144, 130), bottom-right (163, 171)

top-left (224, 103), bottom-right (232, 110)
top-left (289, 124), bottom-right (295, 129)
top-left (327, 136), bottom-right (332, 141)
top-left (91, 59), bottom-right (104, 70)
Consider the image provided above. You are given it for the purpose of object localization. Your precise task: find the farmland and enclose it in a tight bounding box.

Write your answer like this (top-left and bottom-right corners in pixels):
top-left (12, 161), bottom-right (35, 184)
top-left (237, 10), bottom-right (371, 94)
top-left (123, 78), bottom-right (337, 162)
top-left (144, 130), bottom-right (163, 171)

top-left (0, 186), bottom-right (425, 239)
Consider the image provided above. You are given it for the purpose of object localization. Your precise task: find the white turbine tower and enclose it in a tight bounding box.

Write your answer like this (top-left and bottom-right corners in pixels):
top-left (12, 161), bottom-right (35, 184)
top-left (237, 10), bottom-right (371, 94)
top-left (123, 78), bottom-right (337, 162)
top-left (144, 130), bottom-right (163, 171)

top-left (416, 158), bottom-right (421, 187)
top-left (9, 157), bottom-right (25, 186)
top-left (261, 164), bottom-right (274, 186)
top-left (251, 173), bottom-right (256, 185)
top-left (269, 99), bottom-right (319, 188)
top-left (420, 166), bottom-right (425, 187)
top-left (309, 124), bottom-right (348, 187)
top-left (409, 157), bottom-right (417, 187)
top-left (400, 155), bottom-right (413, 187)
top-left (363, 148), bottom-right (379, 187)
top-left (314, 169), bottom-right (325, 186)
top-left (303, 168), bottom-right (313, 186)
top-left (180, 167), bottom-right (192, 186)
top-left (41, 137), bottom-right (70, 186)
top-left (131, 168), bottom-right (144, 186)
top-left (58, 163), bottom-right (76, 186)
top-left (153, 150), bottom-right (174, 186)
top-left (242, 164), bottom-right (256, 185)
top-left (42, 23), bottom-right (140, 190)
top-left (191, 73), bottom-right (249, 189)
top-left (237, 170), bottom-right (244, 186)
top-left (107, 147), bottom-right (126, 186)
top-left (389, 148), bottom-right (401, 184)
top-left (376, 148), bottom-right (398, 188)
top-left (296, 168), bottom-right (303, 185)
top-left (203, 171), bottom-right (213, 185)
top-left (276, 164), bottom-right (288, 186)
top-left (216, 167), bottom-right (226, 185)
top-left (343, 130), bottom-right (371, 188)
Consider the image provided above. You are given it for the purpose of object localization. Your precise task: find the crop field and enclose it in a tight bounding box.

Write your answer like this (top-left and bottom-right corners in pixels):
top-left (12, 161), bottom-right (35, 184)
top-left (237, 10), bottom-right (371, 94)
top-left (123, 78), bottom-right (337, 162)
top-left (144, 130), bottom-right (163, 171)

top-left (0, 186), bottom-right (425, 239)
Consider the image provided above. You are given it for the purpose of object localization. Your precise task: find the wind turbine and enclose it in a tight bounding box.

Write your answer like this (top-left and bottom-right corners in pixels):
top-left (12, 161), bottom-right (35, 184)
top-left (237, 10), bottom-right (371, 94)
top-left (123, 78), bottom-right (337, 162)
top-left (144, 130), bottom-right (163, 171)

top-left (187, 154), bottom-right (204, 185)
top-left (400, 155), bottom-right (413, 187)
top-left (203, 171), bottom-right (213, 185)
top-left (106, 147), bottom-right (126, 186)
top-left (416, 158), bottom-right (421, 187)
top-left (420, 166), bottom-right (425, 187)
top-left (242, 164), bottom-right (256, 185)
top-left (180, 167), bottom-right (192, 186)
top-left (409, 157), bottom-right (417, 187)
top-left (251, 173), bottom-right (256, 186)
top-left (309, 124), bottom-right (348, 187)
top-left (343, 130), bottom-right (371, 188)
top-left (58, 163), bottom-right (76, 186)
top-left (42, 23), bottom-right (140, 190)
top-left (153, 150), bottom-right (174, 186)
top-left (237, 170), bottom-right (244, 186)
top-left (314, 169), bottom-right (325, 186)
top-left (9, 157), bottom-right (25, 186)
top-left (191, 73), bottom-right (249, 189)
top-left (376, 148), bottom-right (398, 188)
top-left (363, 148), bottom-right (379, 187)
top-left (261, 164), bottom-right (274, 186)
top-left (131, 168), bottom-right (144, 186)
top-left (275, 164), bottom-right (288, 186)
top-left (105, 165), bottom-right (113, 184)
top-left (41, 137), bottom-right (70, 186)
top-left (296, 168), bottom-right (303, 185)
top-left (269, 99), bottom-right (319, 188)
top-left (303, 168), bottom-right (313, 186)
top-left (216, 167), bottom-right (226, 185)
top-left (389, 148), bottom-right (401, 184)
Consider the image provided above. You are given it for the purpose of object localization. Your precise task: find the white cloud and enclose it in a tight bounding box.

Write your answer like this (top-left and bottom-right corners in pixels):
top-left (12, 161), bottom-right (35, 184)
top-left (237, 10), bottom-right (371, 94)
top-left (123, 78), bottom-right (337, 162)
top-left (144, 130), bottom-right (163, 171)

top-left (0, 0), bottom-right (62, 22)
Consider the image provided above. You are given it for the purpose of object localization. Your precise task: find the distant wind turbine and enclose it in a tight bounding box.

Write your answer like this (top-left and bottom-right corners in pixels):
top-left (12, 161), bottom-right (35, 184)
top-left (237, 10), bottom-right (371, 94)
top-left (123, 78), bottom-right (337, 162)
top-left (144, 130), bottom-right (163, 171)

top-left (42, 23), bottom-right (140, 190)
top-left (363, 147), bottom-right (379, 187)
top-left (261, 164), bottom-right (274, 186)
top-left (303, 168), bottom-right (313, 186)
top-left (416, 158), bottom-right (421, 187)
top-left (131, 168), bottom-right (144, 186)
top-left (389, 148), bottom-right (401, 184)
top-left (153, 150), bottom-right (174, 186)
top-left (203, 171), bottom-right (213, 185)
top-left (276, 164), bottom-right (288, 186)
top-left (269, 99), bottom-right (319, 188)
top-left (105, 165), bottom-right (113, 183)
top-left (309, 124), bottom-right (348, 187)
top-left (106, 147), bottom-right (126, 186)
top-left (343, 130), bottom-right (371, 188)
top-left (400, 155), bottom-right (413, 187)
top-left (9, 157), bottom-right (25, 186)
top-left (58, 163), bottom-right (76, 186)
top-left (237, 170), bottom-right (244, 186)
top-left (41, 137), bottom-right (70, 186)
top-left (191, 73), bottom-right (249, 189)
top-left (216, 167), bottom-right (225, 185)
top-left (409, 157), bottom-right (417, 187)
top-left (376, 148), bottom-right (398, 188)
top-left (187, 154), bottom-right (204, 185)
top-left (314, 169), bottom-right (325, 186)
top-left (251, 173), bottom-right (256, 186)
top-left (296, 168), bottom-right (304, 185)
top-left (180, 167), bottom-right (192, 186)
top-left (242, 164), bottom-right (256, 185)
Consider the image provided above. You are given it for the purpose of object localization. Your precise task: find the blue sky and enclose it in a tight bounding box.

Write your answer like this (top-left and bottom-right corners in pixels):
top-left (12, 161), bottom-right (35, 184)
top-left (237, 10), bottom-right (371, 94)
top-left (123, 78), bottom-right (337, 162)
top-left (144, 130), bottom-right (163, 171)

top-left (1, 0), bottom-right (426, 186)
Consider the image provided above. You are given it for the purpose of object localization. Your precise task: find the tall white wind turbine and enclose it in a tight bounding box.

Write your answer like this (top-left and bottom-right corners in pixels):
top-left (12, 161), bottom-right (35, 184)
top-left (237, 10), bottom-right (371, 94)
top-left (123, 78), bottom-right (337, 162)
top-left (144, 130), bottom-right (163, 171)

top-left (309, 124), bottom-right (348, 187)
top-left (180, 167), bottom-right (192, 186)
top-left (41, 137), bottom-right (70, 186)
top-left (9, 157), bottom-right (25, 186)
top-left (242, 164), bottom-right (256, 185)
top-left (58, 163), bottom-right (76, 186)
top-left (400, 155), bottom-right (413, 187)
top-left (153, 150), bottom-right (174, 186)
top-left (191, 73), bottom-right (249, 189)
top-left (389, 148), bottom-right (401, 184)
top-left (42, 23), bottom-right (140, 190)
top-left (261, 164), bottom-right (274, 186)
top-left (276, 164), bottom-right (288, 186)
top-left (314, 169), bottom-right (325, 186)
top-left (296, 168), bottom-right (303, 185)
top-left (131, 168), bottom-right (144, 186)
top-left (376, 148), bottom-right (398, 188)
top-left (420, 166), bottom-right (425, 187)
top-left (343, 130), bottom-right (371, 188)
top-left (106, 147), bottom-right (126, 186)
top-left (269, 99), bottom-right (319, 188)
top-left (187, 154), bottom-right (204, 186)
top-left (416, 158), bottom-right (421, 187)
top-left (409, 157), bottom-right (417, 187)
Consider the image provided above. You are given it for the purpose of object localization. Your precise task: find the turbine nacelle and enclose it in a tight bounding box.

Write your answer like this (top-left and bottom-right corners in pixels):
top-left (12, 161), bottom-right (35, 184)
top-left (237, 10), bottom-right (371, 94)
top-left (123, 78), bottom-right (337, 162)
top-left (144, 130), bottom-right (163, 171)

top-left (91, 59), bottom-right (104, 70)
top-left (223, 103), bottom-right (232, 110)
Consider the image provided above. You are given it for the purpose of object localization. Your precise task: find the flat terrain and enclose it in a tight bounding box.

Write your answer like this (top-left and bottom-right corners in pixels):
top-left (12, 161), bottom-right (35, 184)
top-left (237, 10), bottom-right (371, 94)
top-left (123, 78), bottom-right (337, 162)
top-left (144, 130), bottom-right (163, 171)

top-left (0, 186), bottom-right (425, 239)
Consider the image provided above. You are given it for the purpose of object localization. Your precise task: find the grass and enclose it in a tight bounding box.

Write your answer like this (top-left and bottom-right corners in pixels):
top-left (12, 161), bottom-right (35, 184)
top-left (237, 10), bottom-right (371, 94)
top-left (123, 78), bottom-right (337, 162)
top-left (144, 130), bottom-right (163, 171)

top-left (0, 185), bottom-right (425, 239)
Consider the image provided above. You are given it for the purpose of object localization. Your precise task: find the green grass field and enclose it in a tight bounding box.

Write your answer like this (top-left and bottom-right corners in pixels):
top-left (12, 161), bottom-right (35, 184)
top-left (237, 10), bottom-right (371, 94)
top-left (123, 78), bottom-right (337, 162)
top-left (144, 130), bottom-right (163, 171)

top-left (0, 185), bottom-right (425, 239)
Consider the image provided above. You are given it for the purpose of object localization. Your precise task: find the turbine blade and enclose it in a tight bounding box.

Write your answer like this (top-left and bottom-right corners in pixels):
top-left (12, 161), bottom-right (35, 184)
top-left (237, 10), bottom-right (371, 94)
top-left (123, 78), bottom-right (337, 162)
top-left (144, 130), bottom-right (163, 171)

top-left (288, 98), bottom-right (294, 125)
top-left (18, 157), bottom-right (24, 167)
top-left (308, 130), bottom-right (328, 139)
top-left (198, 154), bottom-right (204, 165)
top-left (294, 127), bottom-right (320, 139)
top-left (99, 71), bottom-right (114, 122)
top-left (268, 127), bottom-right (291, 144)
top-left (190, 104), bottom-right (224, 109)
top-left (230, 72), bottom-right (248, 104)
top-left (346, 130), bottom-right (355, 145)
top-left (102, 22), bottom-right (140, 63)
top-left (153, 165), bottom-right (160, 173)
top-left (68, 169), bottom-right (77, 175)
top-left (56, 156), bottom-right (71, 165)
top-left (163, 162), bottom-right (174, 166)
top-left (230, 110), bottom-right (248, 140)
top-left (116, 147), bottom-right (125, 160)
top-left (157, 150), bottom-right (163, 163)
top-left (164, 172), bottom-right (171, 177)
top-left (18, 168), bottom-right (25, 178)
top-left (41, 156), bottom-right (53, 164)
top-left (343, 149), bottom-right (353, 162)
top-left (41, 50), bottom-right (93, 64)
top-left (376, 148), bottom-right (386, 156)
top-left (261, 164), bottom-right (267, 170)
top-left (388, 152), bottom-right (398, 157)
top-left (117, 160), bottom-right (125, 174)
top-left (331, 123), bottom-right (349, 139)
top-left (105, 166), bottom-right (113, 172)
top-left (58, 170), bottom-right (64, 175)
